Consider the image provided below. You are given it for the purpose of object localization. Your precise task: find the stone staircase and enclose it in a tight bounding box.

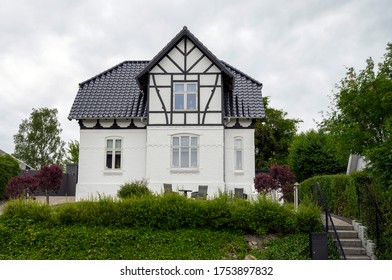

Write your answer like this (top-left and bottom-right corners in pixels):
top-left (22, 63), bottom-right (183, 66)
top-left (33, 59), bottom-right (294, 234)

top-left (331, 224), bottom-right (370, 260)
top-left (322, 213), bottom-right (374, 260)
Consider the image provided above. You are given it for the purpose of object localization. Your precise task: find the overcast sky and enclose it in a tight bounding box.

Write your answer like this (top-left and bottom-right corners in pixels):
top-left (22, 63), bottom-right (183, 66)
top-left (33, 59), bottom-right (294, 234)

top-left (0, 0), bottom-right (391, 154)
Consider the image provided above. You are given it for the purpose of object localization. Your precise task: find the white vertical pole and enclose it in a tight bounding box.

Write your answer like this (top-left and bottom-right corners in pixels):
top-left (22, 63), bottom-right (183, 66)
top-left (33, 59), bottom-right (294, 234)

top-left (294, 182), bottom-right (299, 211)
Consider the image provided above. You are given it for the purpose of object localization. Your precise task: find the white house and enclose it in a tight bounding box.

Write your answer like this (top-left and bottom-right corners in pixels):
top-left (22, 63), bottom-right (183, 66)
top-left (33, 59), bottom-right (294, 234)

top-left (68, 27), bottom-right (265, 200)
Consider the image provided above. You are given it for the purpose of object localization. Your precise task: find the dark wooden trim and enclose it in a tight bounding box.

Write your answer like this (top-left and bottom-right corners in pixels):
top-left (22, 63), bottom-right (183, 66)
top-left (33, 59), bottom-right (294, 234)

top-left (202, 74), bottom-right (219, 124)
top-left (152, 75), bottom-right (169, 124)
top-left (156, 63), bottom-right (167, 73)
top-left (93, 119), bottom-right (103, 129)
top-left (166, 54), bottom-right (184, 73)
top-left (187, 54), bottom-right (205, 73)
top-left (204, 63), bottom-right (215, 73)
top-left (78, 120), bottom-right (86, 129)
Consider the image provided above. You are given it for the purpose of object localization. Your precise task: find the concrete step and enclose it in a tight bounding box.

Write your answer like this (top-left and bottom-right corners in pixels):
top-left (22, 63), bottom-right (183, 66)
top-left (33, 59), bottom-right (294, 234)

top-left (328, 225), bottom-right (354, 231)
top-left (336, 238), bottom-right (363, 247)
top-left (345, 255), bottom-right (371, 260)
top-left (333, 230), bottom-right (358, 239)
top-left (342, 246), bottom-right (367, 255)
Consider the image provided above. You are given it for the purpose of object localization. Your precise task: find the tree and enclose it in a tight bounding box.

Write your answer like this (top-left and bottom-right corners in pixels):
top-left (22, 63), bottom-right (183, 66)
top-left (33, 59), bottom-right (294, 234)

top-left (254, 164), bottom-right (295, 202)
top-left (13, 108), bottom-right (65, 169)
top-left (65, 140), bottom-right (79, 164)
top-left (255, 97), bottom-right (300, 169)
top-left (288, 130), bottom-right (348, 182)
top-left (0, 154), bottom-right (21, 199)
top-left (36, 164), bottom-right (63, 204)
top-left (320, 43), bottom-right (392, 194)
top-left (5, 174), bottom-right (39, 199)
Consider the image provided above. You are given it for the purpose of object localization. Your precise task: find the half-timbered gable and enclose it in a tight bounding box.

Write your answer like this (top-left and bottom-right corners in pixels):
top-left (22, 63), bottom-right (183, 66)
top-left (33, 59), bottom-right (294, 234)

top-left (68, 27), bottom-right (265, 200)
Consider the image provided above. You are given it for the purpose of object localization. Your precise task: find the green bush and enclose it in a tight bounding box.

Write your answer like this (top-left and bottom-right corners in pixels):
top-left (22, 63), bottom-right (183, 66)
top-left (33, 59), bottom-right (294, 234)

top-left (0, 154), bottom-right (21, 199)
top-left (2, 193), bottom-right (322, 236)
top-left (117, 179), bottom-right (152, 199)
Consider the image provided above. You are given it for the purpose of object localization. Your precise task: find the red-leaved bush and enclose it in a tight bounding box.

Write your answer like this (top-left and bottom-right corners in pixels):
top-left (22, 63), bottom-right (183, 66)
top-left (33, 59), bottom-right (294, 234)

top-left (254, 164), bottom-right (295, 201)
top-left (36, 164), bottom-right (63, 193)
top-left (5, 174), bottom-right (39, 199)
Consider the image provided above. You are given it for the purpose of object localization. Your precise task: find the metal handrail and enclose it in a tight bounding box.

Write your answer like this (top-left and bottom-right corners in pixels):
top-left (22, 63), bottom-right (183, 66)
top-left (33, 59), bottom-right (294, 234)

top-left (359, 183), bottom-right (385, 251)
top-left (313, 183), bottom-right (346, 260)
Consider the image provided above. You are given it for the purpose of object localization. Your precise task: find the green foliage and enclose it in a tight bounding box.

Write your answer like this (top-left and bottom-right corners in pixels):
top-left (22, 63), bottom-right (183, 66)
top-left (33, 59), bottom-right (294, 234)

top-left (3, 194), bottom-right (322, 235)
top-left (255, 97), bottom-right (300, 169)
top-left (13, 107), bottom-right (65, 169)
top-left (299, 172), bottom-right (392, 259)
top-left (65, 140), bottom-right (79, 164)
top-left (320, 43), bottom-right (392, 193)
top-left (0, 154), bottom-right (21, 199)
top-left (0, 221), bottom-right (249, 260)
top-left (117, 179), bottom-right (152, 199)
top-left (299, 174), bottom-right (358, 218)
top-left (288, 130), bottom-right (347, 182)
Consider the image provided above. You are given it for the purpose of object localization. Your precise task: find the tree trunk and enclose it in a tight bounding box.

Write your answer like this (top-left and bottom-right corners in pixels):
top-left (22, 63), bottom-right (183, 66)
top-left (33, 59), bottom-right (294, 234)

top-left (45, 189), bottom-right (49, 205)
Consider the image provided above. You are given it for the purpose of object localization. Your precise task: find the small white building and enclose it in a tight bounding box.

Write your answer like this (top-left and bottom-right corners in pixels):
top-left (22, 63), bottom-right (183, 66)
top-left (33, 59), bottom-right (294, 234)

top-left (68, 27), bottom-right (265, 200)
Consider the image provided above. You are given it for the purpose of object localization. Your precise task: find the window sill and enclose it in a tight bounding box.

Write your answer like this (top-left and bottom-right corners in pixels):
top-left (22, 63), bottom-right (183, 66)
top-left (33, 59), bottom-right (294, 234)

top-left (234, 170), bottom-right (245, 175)
top-left (170, 168), bottom-right (200, 174)
top-left (103, 169), bottom-right (123, 176)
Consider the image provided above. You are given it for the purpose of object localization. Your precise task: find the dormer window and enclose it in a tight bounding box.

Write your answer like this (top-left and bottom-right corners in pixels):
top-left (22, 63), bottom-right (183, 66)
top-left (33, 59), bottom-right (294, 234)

top-left (174, 82), bottom-right (197, 111)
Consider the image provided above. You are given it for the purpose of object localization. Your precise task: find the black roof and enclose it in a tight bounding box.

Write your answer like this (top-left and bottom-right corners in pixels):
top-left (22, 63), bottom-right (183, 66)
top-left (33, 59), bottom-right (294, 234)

top-left (68, 27), bottom-right (265, 121)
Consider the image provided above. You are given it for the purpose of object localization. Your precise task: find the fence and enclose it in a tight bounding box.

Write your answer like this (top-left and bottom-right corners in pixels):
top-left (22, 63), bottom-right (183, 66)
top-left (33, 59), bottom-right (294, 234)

top-left (21, 164), bottom-right (78, 196)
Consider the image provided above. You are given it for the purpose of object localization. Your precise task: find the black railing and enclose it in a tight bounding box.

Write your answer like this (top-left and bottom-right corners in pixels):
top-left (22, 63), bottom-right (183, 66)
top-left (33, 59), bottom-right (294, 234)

top-left (311, 183), bottom-right (346, 260)
top-left (356, 183), bottom-right (385, 254)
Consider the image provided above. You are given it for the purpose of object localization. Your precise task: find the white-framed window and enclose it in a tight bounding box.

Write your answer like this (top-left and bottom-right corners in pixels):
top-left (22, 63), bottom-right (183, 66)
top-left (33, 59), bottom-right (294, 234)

top-left (234, 137), bottom-right (243, 170)
top-left (105, 138), bottom-right (122, 169)
top-left (174, 82), bottom-right (197, 111)
top-left (172, 135), bottom-right (198, 168)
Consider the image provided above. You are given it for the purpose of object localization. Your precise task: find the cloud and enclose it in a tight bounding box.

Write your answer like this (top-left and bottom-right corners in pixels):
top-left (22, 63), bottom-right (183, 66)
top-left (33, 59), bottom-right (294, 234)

top-left (0, 0), bottom-right (391, 154)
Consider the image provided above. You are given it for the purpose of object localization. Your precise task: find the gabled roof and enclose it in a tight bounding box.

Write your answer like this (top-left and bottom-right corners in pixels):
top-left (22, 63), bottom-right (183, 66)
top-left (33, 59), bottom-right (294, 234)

top-left (68, 61), bottom-right (149, 120)
top-left (137, 26), bottom-right (234, 91)
top-left (68, 27), bottom-right (265, 121)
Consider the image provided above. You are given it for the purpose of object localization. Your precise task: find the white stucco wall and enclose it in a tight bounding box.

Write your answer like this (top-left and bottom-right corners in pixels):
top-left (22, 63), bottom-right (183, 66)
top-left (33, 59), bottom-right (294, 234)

top-left (145, 126), bottom-right (225, 196)
top-left (76, 129), bottom-right (147, 200)
top-left (224, 128), bottom-right (256, 196)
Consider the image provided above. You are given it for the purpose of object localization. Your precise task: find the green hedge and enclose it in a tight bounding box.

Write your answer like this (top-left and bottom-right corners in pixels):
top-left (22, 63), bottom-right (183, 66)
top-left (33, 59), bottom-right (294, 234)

top-left (299, 172), bottom-right (392, 259)
top-left (299, 174), bottom-right (358, 218)
top-left (2, 194), bottom-right (322, 235)
top-left (0, 154), bottom-right (21, 199)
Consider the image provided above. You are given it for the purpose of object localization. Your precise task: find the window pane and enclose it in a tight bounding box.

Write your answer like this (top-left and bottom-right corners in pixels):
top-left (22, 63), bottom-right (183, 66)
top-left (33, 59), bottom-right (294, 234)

top-left (187, 83), bottom-right (196, 92)
top-left (106, 151), bottom-right (113, 169)
top-left (173, 137), bottom-right (179, 146)
top-left (187, 94), bottom-right (196, 110)
top-left (235, 139), bottom-right (242, 149)
top-left (174, 83), bottom-right (184, 92)
top-left (236, 151), bottom-right (242, 170)
top-left (191, 137), bottom-right (198, 146)
top-left (172, 148), bottom-right (179, 167)
top-left (107, 139), bottom-right (113, 149)
top-left (175, 94), bottom-right (184, 110)
top-left (191, 148), bottom-right (197, 167)
top-left (115, 151), bottom-right (121, 169)
top-left (115, 139), bottom-right (121, 149)
top-left (181, 136), bottom-right (189, 147)
top-left (181, 148), bottom-right (189, 168)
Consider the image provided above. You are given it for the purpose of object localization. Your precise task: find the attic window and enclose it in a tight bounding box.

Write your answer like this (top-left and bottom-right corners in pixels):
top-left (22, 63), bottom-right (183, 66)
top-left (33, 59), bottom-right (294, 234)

top-left (174, 82), bottom-right (197, 111)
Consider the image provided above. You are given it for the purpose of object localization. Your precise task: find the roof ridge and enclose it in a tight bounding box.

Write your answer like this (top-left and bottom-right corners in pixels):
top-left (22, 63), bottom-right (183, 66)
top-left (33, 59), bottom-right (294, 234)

top-left (220, 60), bottom-right (263, 87)
top-left (136, 27), bottom-right (233, 81)
top-left (79, 60), bottom-right (150, 86)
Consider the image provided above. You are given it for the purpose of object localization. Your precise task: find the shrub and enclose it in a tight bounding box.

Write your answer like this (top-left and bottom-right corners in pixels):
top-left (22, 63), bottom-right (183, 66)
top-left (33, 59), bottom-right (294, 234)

top-left (117, 179), bottom-right (151, 199)
top-left (2, 194), bottom-right (322, 236)
top-left (5, 174), bottom-right (39, 199)
top-left (0, 154), bottom-right (21, 199)
top-left (254, 164), bottom-right (295, 202)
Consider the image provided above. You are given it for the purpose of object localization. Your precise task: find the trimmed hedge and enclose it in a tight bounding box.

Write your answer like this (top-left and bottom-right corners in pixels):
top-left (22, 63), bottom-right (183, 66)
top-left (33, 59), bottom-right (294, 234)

top-left (2, 194), bottom-right (322, 235)
top-left (299, 172), bottom-right (392, 259)
top-left (0, 154), bottom-right (21, 199)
